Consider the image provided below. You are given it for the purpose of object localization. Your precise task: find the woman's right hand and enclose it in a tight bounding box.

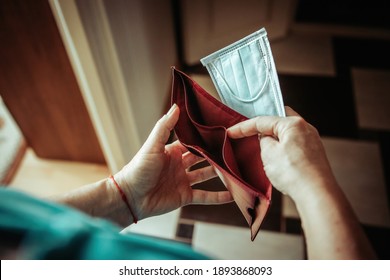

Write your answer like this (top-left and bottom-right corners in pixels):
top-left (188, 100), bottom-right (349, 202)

top-left (228, 107), bottom-right (376, 259)
top-left (227, 107), bottom-right (337, 202)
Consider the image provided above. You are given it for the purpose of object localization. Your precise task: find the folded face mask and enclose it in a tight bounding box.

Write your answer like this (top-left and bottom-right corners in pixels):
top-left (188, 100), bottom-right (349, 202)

top-left (201, 28), bottom-right (285, 118)
top-left (171, 67), bottom-right (272, 241)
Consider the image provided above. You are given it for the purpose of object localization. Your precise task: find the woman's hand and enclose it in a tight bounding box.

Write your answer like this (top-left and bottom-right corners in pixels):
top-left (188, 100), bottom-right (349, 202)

top-left (227, 107), bottom-right (337, 201)
top-left (113, 104), bottom-right (233, 222)
top-left (227, 107), bottom-right (376, 259)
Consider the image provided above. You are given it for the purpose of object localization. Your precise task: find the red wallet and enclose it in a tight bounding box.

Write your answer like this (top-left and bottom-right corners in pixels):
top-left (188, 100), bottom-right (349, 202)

top-left (171, 67), bottom-right (272, 241)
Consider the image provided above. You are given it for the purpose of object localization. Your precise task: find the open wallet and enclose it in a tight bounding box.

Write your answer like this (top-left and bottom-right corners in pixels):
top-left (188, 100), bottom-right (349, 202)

top-left (171, 67), bottom-right (272, 241)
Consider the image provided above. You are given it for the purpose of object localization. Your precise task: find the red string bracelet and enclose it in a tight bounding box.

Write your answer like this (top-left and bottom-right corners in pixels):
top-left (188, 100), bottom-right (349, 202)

top-left (109, 175), bottom-right (138, 224)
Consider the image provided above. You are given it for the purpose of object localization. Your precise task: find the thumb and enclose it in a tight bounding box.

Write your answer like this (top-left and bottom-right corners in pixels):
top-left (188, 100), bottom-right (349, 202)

top-left (259, 134), bottom-right (279, 164)
top-left (259, 134), bottom-right (278, 151)
top-left (141, 104), bottom-right (180, 153)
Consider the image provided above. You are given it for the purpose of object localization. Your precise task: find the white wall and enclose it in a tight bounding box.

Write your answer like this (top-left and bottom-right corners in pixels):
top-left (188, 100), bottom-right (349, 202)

top-left (101, 0), bottom-right (177, 142)
top-left (50, 0), bottom-right (177, 172)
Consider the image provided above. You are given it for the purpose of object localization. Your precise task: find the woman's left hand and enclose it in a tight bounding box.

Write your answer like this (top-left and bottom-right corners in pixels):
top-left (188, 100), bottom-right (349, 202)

top-left (113, 104), bottom-right (233, 223)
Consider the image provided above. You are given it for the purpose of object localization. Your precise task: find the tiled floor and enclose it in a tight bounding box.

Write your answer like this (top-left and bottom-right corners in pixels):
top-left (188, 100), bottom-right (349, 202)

top-left (323, 138), bottom-right (390, 227)
top-left (192, 222), bottom-right (304, 260)
top-left (352, 68), bottom-right (390, 131)
top-left (10, 149), bottom-right (109, 198)
top-left (122, 209), bottom-right (181, 240)
top-left (271, 30), bottom-right (335, 77)
top-left (283, 137), bottom-right (390, 229)
top-left (180, 11), bottom-right (390, 259)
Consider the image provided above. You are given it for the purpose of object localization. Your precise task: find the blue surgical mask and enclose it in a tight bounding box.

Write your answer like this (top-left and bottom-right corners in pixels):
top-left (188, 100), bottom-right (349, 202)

top-left (201, 28), bottom-right (285, 118)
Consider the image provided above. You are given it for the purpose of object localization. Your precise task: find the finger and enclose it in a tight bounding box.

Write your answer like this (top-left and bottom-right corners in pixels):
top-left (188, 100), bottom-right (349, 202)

top-left (167, 140), bottom-right (188, 154)
top-left (182, 151), bottom-right (206, 169)
top-left (259, 134), bottom-right (278, 155)
top-left (191, 190), bottom-right (233, 204)
top-left (227, 118), bottom-right (259, 139)
top-left (142, 104), bottom-right (180, 153)
top-left (227, 116), bottom-right (281, 139)
top-left (285, 106), bottom-right (300, 117)
top-left (167, 141), bottom-right (205, 169)
top-left (187, 165), bottom-right (217, 185)
top-left (228, 106), bottom-right (303, 139)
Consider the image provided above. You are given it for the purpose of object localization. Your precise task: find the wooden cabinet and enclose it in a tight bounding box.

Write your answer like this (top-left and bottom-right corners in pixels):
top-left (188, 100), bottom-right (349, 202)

top-left (0, 0), bottom-right (105, 163)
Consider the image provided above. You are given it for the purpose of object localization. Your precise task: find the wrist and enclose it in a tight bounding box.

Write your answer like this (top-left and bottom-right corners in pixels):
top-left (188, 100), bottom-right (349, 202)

top-left (106, 175), bottom-right (138, 226)
top-left (288, 174), bottom-right (340, 211)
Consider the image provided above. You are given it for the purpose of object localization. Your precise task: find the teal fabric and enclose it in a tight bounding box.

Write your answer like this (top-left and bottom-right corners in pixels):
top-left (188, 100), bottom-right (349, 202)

top-left (0, 188), bottom-right (208, 260)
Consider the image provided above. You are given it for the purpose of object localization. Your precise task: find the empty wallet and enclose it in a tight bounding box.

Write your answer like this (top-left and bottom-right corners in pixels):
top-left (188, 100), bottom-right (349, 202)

top-left (171, 67), bottom-right (272, 241)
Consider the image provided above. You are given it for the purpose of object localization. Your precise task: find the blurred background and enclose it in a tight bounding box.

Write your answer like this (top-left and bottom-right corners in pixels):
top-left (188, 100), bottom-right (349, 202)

top-left (1, 0), bottom-right (389, 259)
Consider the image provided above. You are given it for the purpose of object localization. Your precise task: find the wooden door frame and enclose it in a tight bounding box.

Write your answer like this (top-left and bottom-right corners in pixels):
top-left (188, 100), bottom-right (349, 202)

top-left (49, 0), bottom-right (141, 172)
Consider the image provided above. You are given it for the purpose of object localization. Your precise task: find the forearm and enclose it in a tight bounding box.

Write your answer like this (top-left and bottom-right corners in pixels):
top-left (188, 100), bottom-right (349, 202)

top-left (54, 178), bottom-right (135, 227)
top-left (293, 180), bottom-right (376, 259)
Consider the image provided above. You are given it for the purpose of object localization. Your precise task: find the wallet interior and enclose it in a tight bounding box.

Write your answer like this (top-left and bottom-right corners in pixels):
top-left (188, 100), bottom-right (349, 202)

top-left (171, 67), bottom-right (272, 240)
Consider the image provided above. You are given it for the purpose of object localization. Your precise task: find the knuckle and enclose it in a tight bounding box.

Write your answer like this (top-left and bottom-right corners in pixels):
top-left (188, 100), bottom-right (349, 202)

top-left (288, 116), bottom-right (320, 136)
top-left (308, 122), bottom-right (319, 133)
top-left (289, 116), bottom-right (306, 127)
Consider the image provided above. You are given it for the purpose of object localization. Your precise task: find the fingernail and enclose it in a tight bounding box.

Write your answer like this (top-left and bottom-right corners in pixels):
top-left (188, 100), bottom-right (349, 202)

top-left (167, 103), bottom-right (177, 116)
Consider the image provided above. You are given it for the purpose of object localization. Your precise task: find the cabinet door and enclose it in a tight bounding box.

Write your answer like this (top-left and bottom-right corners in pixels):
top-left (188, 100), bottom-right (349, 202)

top-left (0, 0), bottom-right (105, 163)
top-left (180, 0), bottom-right (297, 65)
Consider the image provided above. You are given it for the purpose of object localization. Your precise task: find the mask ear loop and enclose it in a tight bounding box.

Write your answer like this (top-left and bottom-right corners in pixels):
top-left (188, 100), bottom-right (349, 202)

top-left (208, 51), bottom-right (270, 104)
top-left (260, 36), bottom-right (286, 117)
